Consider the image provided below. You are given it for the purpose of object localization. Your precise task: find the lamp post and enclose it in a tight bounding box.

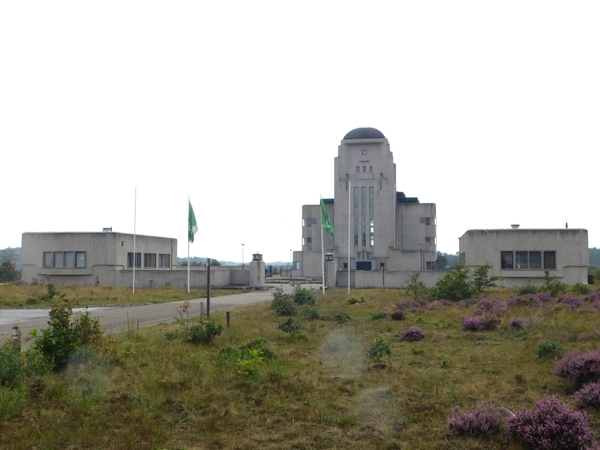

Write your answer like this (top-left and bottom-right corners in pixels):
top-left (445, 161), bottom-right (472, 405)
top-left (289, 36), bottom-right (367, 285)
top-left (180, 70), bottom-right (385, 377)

top-left (242, 243), bottom-right (244, 268)
top-left (289, 248), bottom-right (292, 282)
top-left (419, 242), bottom-right (424, 271)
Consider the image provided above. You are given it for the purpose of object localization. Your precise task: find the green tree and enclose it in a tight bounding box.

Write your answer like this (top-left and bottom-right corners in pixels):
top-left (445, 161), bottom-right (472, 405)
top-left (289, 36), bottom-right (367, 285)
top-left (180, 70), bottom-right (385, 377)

top-left (0, 247), bottom-right (19, 282)
top-left (472, 263), bottom-right (502, 296)
top-left (430, 264), bottom-right (476, 301)
top-left (406, 273), bottom-right (426, 301)
top-left (436, 254), bottom-right (448, 270)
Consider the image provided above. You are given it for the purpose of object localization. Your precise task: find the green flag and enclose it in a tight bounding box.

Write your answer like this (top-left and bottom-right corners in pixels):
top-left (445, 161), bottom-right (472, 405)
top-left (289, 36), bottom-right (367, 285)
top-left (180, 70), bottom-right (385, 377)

top-left (320, 197), bottom-right (334, 235)
top-left (188, 200), bottom-right (198, 243)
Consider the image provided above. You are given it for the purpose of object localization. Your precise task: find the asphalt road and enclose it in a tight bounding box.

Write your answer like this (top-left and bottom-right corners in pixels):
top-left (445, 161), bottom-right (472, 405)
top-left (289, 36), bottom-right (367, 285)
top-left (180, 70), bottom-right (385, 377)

top-left (0, 283), bottom-right (301, 349)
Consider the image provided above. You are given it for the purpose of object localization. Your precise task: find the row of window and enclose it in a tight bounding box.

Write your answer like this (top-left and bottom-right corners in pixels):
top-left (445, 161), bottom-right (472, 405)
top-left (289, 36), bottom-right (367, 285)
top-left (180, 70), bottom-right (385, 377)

top-left (500, 251), bottom-right (556, 270)
top-left (127, 252), bottom-right (171, 268)
top-left (356, 165), bottom-right (373, 172)
top-left (43, 252), bottom-right (86, 268)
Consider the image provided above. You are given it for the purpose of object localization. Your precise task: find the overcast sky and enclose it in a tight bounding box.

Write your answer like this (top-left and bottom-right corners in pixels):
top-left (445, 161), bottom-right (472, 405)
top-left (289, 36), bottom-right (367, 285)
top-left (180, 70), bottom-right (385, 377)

top-left (1, 1), bottom-right (598, 263)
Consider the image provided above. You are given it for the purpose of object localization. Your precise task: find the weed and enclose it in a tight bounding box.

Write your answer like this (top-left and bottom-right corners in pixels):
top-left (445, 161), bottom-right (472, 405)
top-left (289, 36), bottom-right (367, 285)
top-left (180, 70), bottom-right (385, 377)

top-left (537, 340), bottom-right (563, 361)
top-left (438, 353), bottom-right (452, 367)
top-left (370, 311), bottom-right (386, 320)
top-left (277, 318), bottom-right (302, 337)
top-left (301, 306), bottom-right (320, 320)
top-left (366, 338), bottom-right (391, 368)
top-left (346, 295), bottom-right (364, 304)
top-left (410, 346), bottom-right (425, 356)
top-left (236, 349), bottom-right (264, 379)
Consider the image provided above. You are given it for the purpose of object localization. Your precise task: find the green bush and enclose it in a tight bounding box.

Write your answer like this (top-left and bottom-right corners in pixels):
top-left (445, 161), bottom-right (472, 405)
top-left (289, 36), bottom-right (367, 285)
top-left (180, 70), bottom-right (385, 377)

top-left (0, 345), bottom-right (24, 386)
top-left (277, 318), bottom-right (302, 337)
top-left (32, 303), bottom-right (109, 370)
top-left (184, 318), bottom-right (223, 344)
top-left (346, 295), bottom-right (364, 304)
top-left (430, 264), bottom-right (476, 301)
top-left (366, 338), bottom-right (392, 368)
top-left (517, 281), bottom-right (539, 296)
top-left (271, 287), bottom-right (297, 316)
top-left (370, 311), bottom-right (385, 320)
top-left (301, 306), bottom-right (320, 321)
top-left (571, 283), bottom-right (591, 296)
top-left (537, 340), bottom-right (563, 361)
top-left (293, 286), bottom-right (316, 305)
top-left (406, 273), bottom-right (426, 301)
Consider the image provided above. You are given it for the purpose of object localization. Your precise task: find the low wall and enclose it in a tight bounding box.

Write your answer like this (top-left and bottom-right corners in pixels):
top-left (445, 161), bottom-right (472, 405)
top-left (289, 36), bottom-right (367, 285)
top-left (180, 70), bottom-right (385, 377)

top-left (335, 270), bottom-right (444, 289)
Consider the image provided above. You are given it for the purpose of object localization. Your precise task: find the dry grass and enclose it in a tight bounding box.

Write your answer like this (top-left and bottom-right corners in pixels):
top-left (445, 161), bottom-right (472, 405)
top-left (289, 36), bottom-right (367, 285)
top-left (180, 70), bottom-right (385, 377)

top-left (0, 284), bottom-right (245, 308)
top-left (1, 287), bottom-right (600, 449)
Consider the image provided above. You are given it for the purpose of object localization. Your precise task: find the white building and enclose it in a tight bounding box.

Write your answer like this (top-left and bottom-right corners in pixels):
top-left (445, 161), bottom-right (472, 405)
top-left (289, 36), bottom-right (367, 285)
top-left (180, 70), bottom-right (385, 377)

top-left (296, 127), bottom-right (438, 287)
top-left (459, 227), bottom-right (589, 286)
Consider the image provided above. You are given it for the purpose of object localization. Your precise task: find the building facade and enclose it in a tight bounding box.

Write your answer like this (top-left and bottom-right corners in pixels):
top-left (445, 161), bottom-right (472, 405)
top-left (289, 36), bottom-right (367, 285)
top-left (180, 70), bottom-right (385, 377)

top-left (459, 227), bottom-right (589, 286)
top-left (297, 127), bottom-right (437, 285)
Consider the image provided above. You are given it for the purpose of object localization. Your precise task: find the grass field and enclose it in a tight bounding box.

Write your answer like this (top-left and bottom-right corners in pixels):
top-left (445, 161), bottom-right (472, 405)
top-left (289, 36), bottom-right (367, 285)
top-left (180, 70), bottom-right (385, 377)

top-left (2, 285), bottom-right (600, 449)
top-left (0, 284), bottom-right (246, 308)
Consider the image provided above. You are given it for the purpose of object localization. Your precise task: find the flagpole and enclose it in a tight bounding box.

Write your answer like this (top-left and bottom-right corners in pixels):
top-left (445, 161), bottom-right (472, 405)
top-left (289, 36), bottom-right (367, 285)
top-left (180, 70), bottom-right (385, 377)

top-left (348, 181), bottom-right (351, 295)
top-left (321, 196), bottom-right (325, 294)
top-left (133, 187), bottom-right (136, 295)
top-left (187, 196), bottom-right (190, 294)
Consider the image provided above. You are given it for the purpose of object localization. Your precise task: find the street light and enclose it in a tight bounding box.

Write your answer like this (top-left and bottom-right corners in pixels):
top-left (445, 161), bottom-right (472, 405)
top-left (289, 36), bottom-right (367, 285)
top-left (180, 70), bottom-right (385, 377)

top-left (242, 243), bottom-right (245, 268)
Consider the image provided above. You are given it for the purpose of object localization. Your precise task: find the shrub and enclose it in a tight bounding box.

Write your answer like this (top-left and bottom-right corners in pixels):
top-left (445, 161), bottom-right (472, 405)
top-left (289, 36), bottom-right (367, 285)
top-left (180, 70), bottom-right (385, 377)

top-left (236, 349), bottom-right (264, 379)
top-left (430, 264), bottom-right (476, 301)
top-left (510, 317), bottom-right (526, 330)
top-left (184, 318), bottom-right (223, 344)
top-left (537, 341), bottom-right (563, 361)
top-left (370, 311), bottom-right (386, 320)
top-left (574, 381), bottom-right (600, 409)
top-left (461, 316), bottom-right (500, 331)
top-left (506, 395), bottom-right (597, 449)
top-left (506, 296), bottom-right (534, 307)
top-left (447, 403), bottom-right (505, 437)
top-left (555, 349), bottom-right (600, 388)
top-left (293, 285), bottom-right (316, 305)
top-left (517, 282), bottom-right (539, 296)
top-left (346, 295), bottom-right (364, 304)
top-left (396, 299), bottom-right (428, 313)
top-left (472, 263), bottom-right (501, 296)
top-left (300, 306), bottom-right (320, 321)
top-left (401, 327), bottom-right (425, 342)
top-left (33, 303), bottom-right (109, 370)
top-left (572, 283), bottom-right (591, 296)
top-left (277, 318), bottom-right (302, 336)
top-left (391, 311), bottom-right (405, 321)
top-left (271, 287), bottom-right (297, 316)
top-left (366, 338), bottom-right (392, 368)
top-left (0, 345), bottom-right (24, 386)
top-left (473, 299), bottom-right (507, 317)
top-left (406, 273), bottom-right (426, 301)
top-left (558, 295), bottom-right (583, 310)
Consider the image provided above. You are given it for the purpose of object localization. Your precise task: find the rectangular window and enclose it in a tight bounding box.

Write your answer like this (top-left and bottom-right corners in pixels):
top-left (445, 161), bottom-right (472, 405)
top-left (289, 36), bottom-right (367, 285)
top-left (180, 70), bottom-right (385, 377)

top-left (529, 251), bottom-right (542, 269)
top-left (43, 252), bottom-right (53, 268)
top-left (501, 251), bottom-right (513, 269)
top-left (306, 237), bottom-right (312, 243)
top-left (64, 252), bottom-right (75, 268)
top-left (420, 217), bottom-right (431, 225)
top-left (159, 254), bottom-right (171, 268)
top-left (516, 251), bottom-right (528, 269)
top-left (361, 186), bottom-right (366, 246)
top-left (544, 251), bottom-right (556, 270)
top-left (353, 187), bottom-right (358, 246)
top-left (144, 253), bottom-right (157, 268)
top-left (75, 252), bottom-right (86, 268)
top-left (369, 166), bottom-right (373, 172)
top-left (362, 166), bottom-right (366, 172)
top-left (54, 252), bottom-right (64, 268)
top-left (127, 252), bottom-right (141, 268)
top-left (356, 166), bottom-right (360, 172)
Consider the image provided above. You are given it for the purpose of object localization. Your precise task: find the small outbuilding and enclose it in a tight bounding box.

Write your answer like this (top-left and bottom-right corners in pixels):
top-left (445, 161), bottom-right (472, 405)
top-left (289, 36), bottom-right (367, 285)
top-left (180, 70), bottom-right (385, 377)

top-left (459, 227), bottom-right (589, 287)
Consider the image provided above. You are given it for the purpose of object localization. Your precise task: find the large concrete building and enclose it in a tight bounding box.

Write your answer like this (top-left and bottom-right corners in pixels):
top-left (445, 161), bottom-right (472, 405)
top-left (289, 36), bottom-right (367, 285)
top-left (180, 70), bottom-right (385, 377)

top-left (21, 231), bottom-right (265, 288)
top-left (459, 227), bottom-right (589, 287)
top-left (296, 127), bottom-right (437, 287)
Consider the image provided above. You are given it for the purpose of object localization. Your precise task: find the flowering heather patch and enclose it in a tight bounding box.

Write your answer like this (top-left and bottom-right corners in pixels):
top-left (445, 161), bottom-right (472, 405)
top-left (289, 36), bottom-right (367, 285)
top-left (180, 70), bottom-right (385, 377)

top-left (534, 292), bottom-right (553, 304)
top-left (429, 299), bottom-right (451, 309)
top-left (555, 349), bottom-right (600, 387)
top-left (558, 294), bottom-right (583, 310)
top-left (506, 395), bottom-right (597, 450)
top-left (396, 299), bottom-right (428, 313)
top-left (447, 404), bottom-right (505, 437)
top-left (510, 317), bottom-right (526, 330)
top-left (401, 326), bottom-right (425, 342)
top-left (390, 311), bottom-right (405, 321)
top-left (574, 381), bottom-right (600, 409)
top-left (473, 299), bottom-right (507, 317)
top-left (462, 316), bottom-right (500, 331)
top-left (506, 296), bottom-right (533, 307)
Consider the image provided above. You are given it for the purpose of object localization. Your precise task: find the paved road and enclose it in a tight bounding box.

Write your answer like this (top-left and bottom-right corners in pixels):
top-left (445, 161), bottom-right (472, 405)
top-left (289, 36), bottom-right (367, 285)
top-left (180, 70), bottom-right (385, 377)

top-left (0, 284), bottom-right (303, 349)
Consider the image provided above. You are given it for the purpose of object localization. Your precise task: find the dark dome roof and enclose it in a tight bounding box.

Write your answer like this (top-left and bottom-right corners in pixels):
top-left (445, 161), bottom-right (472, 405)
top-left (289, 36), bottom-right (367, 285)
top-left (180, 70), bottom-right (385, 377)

top-left (343, 127), bottom-right (385, 140)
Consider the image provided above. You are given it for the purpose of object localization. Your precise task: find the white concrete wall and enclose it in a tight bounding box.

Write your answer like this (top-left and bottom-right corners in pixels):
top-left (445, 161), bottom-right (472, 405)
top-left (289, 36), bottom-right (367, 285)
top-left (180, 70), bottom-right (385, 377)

top-left (459, 228), bottom-right (589, 286)
top-left (335, 270), bottom-right (444, 289)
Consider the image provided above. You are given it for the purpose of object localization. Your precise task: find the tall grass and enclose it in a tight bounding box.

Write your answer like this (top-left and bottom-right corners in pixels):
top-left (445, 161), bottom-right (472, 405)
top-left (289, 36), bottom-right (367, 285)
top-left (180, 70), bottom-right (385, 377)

top-left (1, 286), bottom-right (600, 448)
